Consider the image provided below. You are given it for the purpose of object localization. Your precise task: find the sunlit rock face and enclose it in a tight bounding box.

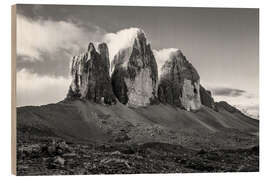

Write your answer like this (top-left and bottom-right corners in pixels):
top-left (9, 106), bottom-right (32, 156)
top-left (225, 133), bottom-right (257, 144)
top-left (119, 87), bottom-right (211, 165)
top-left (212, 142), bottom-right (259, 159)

top-left (66, 42), bottom-right (116, 105)
top-left (180, 79), bottom-right (201, 111)
top-left (111, 29), bottom-right (158, 107)
top-left (157, 49), bottom-right (201, 111)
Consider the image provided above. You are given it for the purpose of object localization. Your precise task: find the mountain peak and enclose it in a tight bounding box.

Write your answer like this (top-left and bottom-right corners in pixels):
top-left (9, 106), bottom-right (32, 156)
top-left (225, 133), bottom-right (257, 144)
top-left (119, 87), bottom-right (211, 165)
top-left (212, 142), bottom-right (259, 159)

top-left (124, 27), bottom-right (146, 37)
top-left (103, 28), bottom-right (148, 70)
top-left (67, 43), bottom-right (116, 104)
top-left (110, 28), bottom-right (158, 107)
top-left (87, 42), bottom-right (96, 52)
top-left (155, 48), bottom-right (201, 111)
top-left (67, 28), bottom-right (220, 111)
top-left (111, 28), bottom-right (149, 65)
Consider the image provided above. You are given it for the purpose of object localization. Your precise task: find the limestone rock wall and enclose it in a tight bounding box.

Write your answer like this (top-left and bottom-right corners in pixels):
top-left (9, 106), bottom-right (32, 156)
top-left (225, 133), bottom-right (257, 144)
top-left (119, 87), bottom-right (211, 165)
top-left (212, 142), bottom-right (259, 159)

top-left (66, 28), bottom-right (216, 111)
top-left (111, 29), bottom-right (158, 107)
top-left (157, 50), bottom-right (201, 111)
top-left (199, 85), bottom-right (216, 109)
top-left (66, 43), bottom-right (116, 105)
top-left (180, 79), bottom-right (201, 111)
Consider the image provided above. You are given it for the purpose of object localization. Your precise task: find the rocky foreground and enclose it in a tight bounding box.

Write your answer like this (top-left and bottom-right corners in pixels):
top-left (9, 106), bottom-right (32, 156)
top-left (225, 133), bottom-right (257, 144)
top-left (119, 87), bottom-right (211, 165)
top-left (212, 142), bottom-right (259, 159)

top-left (17, 136), bottom-right (259, 175)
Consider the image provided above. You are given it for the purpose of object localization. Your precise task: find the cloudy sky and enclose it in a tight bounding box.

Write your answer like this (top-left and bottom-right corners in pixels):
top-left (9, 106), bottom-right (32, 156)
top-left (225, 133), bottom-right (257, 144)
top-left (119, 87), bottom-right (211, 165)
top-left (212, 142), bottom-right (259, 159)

top-left (16, 4), bottom-right (259, 118)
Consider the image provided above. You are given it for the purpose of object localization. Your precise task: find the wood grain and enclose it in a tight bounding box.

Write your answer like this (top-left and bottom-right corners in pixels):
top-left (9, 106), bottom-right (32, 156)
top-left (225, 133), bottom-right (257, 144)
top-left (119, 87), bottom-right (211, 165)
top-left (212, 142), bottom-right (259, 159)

top-left (11, 4), bottom-right (17, 175)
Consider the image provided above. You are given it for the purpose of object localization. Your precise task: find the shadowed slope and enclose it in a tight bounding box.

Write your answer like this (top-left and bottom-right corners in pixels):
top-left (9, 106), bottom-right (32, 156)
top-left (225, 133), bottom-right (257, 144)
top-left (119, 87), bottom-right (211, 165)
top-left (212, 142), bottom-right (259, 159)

top-left (17, 100), bottom-right (258, 149)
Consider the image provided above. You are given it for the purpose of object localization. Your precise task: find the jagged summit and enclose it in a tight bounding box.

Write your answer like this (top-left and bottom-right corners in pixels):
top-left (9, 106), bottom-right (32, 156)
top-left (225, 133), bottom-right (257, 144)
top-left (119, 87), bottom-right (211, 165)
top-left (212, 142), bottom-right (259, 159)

top-left (66, 28), bottom-right (223, 111)
top-left (66, 42), bottom-right (116, 105)
top-left (102, 27), bottom-right (147, 73)
top-left (110, 28), bottom-right (148, 73)
top-left (154, 48), bottom-right (193, 77)
top-left (87, 42), bottom-right (96, 52)
top-left (111, 28), bottom-right (158, 107)
top-left (155, 48), bottom-right (201, 111)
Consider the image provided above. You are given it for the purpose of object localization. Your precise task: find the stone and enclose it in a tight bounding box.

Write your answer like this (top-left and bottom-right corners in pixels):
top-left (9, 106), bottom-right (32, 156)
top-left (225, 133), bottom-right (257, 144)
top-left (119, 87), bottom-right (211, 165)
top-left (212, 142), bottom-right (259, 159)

top-left (100, 158), bottom-right (131, 169)
top-left (111, 29), bottom-right (158, 107)
top-left (41, 139), bottom-right (72, 156)
top-left (66, 42), bottom-right (116, 105)
top-left (157, 49), bottom-right (201, 111)
top-left (18, 144), bottom-right (41, 158)
top-left (46, 156), bottom-right (65, 169)
top-left (54, 156), bottom-right (65, 167)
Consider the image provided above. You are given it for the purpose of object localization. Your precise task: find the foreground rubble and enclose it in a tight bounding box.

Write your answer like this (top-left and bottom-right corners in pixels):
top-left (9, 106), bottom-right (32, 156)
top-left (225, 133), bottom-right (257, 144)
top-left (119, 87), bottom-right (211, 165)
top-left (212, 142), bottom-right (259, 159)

top-left (17, 137), bottom-right (259, 175)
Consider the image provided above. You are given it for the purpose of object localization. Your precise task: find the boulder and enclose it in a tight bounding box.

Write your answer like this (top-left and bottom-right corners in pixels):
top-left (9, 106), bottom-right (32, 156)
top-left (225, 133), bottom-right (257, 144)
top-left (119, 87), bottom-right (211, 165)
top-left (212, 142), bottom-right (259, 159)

top-left (66, 42), bottom-right (116, 105)
top-left (111, 29), bottom-right (158, 107)
top-left (157, 49), bottom-right (201, 111)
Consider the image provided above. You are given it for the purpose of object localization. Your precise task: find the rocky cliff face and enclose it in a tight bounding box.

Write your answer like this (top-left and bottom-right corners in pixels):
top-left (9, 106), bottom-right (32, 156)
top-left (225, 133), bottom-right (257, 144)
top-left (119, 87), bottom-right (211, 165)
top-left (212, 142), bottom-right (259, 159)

top-left (199, 85), bottom-right (216, 109)
top-left (111, 29), bottom-right (158, 107)
top-left (157, 50), bottom-right (201, 111)
top-left (66, 28), bottom-right (218, 111)
top-left (66, 42), bottom-right (116, 105)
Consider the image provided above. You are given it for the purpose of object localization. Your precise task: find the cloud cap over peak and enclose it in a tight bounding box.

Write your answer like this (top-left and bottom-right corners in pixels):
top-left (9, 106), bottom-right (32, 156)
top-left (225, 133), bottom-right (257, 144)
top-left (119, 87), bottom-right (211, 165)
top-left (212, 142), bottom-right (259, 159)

top-left (153, 48), bottom-right (179, 76)
top-left (103, 27), bottom-right (147, 63)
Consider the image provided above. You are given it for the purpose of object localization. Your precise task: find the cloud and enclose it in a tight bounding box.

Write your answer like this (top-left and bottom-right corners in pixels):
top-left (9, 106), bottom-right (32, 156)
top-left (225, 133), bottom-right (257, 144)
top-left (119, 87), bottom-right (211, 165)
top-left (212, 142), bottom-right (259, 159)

top-left (234, 104), bottom-right (259, 119)
top-left (153, 48), bottom-right (178, 76)
top-left (17, 14), bottom-right (104, 61)
top-left (16, 52), bottom-right (71, 77)
top-left (214, 94), bottom-right (259, 119)
top-left (16, 69), bottom-right (71, 106)
top-left (211, 87), bottom-right (246, 97)
top-left (200, 83), bottom-right (259, 118)
top-left (103, 27), bottom-right (143, 64)
top-left (211, 88), bottom-right (259, 119)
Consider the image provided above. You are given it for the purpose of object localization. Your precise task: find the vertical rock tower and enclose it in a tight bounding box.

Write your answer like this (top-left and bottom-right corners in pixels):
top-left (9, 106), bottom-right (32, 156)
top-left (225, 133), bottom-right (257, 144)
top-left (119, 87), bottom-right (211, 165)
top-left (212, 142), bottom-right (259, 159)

top-left (199, 85), bottom-right (216, 109)
top-left (66, 27), bottom-right (216, 111)
top-left (157, 49), bottom-right (201, 111)
top-left (111, 29), bottom-right (158, 107)
top-left (66, 42), bottom-right (116, 105)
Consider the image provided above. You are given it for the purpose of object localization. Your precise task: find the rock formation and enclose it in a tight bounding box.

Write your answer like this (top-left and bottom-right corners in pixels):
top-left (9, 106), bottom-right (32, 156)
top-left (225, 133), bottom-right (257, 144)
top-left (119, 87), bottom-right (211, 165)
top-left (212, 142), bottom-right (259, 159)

top-left (157, 49), bottom-right (201, 111)
top-left (199, 85), bottom-right (216, 109)
top-left (65, 28), bottom-right (219, 111)
top-left (66, 42), bottom-right (116, 105)
top-left (111, 29), bottom-right (158, 107)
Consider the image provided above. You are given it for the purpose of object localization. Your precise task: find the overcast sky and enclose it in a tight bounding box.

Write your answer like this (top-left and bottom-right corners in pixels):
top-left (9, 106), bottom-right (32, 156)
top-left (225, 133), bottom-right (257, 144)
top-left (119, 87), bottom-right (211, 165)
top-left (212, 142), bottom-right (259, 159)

top-left (16, 4), bottom-right (259, 118)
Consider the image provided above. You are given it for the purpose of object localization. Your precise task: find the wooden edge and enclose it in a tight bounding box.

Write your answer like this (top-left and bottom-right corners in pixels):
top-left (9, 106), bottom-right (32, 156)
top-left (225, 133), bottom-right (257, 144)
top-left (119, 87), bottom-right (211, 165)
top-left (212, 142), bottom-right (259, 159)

top-left (11, 4), bottom-right (17, 175)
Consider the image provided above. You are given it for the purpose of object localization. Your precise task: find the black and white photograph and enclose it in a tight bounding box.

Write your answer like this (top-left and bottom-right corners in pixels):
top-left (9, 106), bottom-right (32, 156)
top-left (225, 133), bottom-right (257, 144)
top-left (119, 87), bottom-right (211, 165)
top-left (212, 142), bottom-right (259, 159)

top-left (12, 4), bottom-right (259, 175)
